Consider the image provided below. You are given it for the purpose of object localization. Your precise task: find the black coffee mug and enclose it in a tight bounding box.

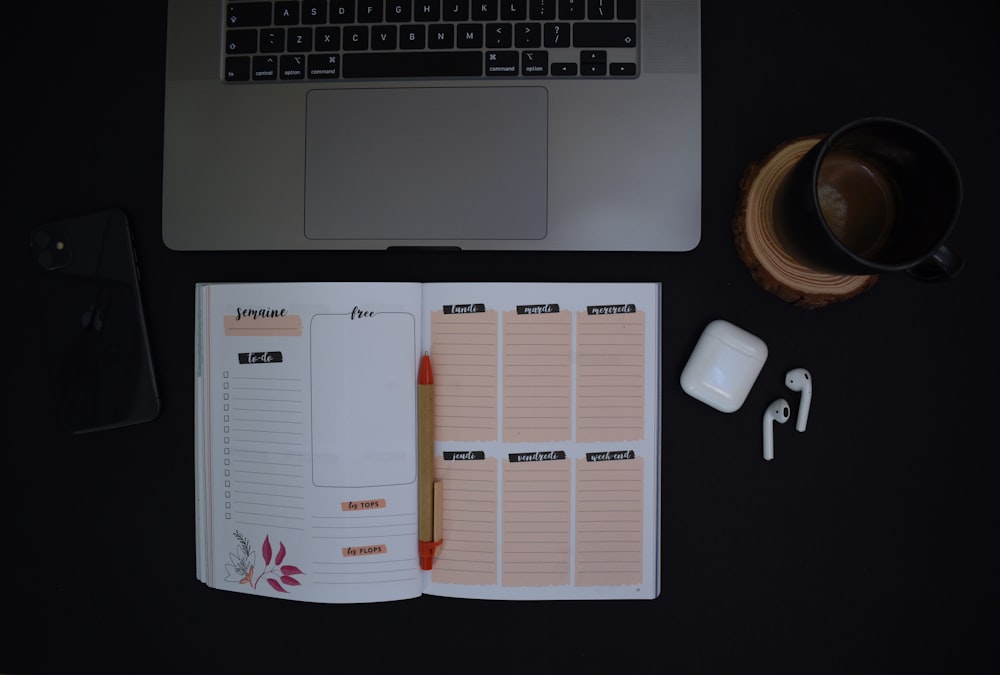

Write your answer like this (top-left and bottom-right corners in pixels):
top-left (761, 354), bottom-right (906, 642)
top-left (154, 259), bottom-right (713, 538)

top-left (773, 118), bottom-right (963, 281)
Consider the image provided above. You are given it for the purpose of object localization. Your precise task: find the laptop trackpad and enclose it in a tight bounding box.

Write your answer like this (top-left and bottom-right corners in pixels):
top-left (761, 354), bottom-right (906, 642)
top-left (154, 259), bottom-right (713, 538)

top-left (305, 87), bottom-right (548, 242)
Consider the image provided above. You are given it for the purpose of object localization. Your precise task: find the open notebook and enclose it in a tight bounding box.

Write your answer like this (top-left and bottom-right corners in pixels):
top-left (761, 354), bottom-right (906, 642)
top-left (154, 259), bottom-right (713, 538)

top-left (195, 281), bottom-right (661, 600)
top-left (163, 0), bottom-right (701, 250)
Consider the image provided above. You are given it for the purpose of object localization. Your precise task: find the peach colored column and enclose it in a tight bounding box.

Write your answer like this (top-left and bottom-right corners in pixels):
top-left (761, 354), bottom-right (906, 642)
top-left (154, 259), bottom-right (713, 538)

top-left (431, 309), bottom-right (499, 442)
top-left (502, 310), bottom-right (572, 442)
top-left (431, 455), bottom-right (499, 585)
top-left (501, 453), bottom-right (571, 587)
top-left (575, 454), bottom-right (644, 586)
top-left (576, 310), bottom-right (646, 442)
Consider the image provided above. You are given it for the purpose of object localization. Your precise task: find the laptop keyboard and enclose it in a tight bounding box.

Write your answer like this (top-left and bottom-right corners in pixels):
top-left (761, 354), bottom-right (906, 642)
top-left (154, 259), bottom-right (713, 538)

top-left (223, 0), bottom-right (639, 81)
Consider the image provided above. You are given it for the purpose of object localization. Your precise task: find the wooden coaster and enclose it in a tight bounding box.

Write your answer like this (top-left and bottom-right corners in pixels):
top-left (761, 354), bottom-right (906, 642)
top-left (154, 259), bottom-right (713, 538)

top-left (733, 136), bottom-right (878, 309)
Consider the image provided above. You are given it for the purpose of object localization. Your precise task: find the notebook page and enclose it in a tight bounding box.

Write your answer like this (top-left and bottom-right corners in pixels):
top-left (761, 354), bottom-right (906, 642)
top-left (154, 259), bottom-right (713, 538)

top-left (195, 282), bottom-right (424, 603)
top-left (420, 282), bottom-right (661, 600)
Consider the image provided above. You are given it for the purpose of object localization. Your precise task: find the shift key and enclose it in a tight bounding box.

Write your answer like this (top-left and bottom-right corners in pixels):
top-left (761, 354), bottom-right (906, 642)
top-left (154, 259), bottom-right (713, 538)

top-left (573, 22), bottom-right (636, 48)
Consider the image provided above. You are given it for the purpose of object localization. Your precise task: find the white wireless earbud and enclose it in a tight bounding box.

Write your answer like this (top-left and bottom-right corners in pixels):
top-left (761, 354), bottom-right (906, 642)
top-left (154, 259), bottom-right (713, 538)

top-left (784, 368), bottom-right (812, 432)
top-left (763, 398), bottom-right (790, 461)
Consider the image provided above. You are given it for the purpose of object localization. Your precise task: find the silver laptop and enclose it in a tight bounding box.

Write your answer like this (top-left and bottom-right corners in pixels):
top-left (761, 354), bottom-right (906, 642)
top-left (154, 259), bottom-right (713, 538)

top-left (162, 0), bottom-right (700, 250)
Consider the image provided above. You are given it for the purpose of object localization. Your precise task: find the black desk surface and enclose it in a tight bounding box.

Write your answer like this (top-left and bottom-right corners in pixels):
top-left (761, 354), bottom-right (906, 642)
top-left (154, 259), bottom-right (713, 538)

top-left (7, 2), bottom-right (999, 673)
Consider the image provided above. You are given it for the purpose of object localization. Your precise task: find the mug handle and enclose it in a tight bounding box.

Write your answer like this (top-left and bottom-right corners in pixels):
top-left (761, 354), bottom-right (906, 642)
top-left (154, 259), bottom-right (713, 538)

top-left (907, 243), bottom-right (964, 282)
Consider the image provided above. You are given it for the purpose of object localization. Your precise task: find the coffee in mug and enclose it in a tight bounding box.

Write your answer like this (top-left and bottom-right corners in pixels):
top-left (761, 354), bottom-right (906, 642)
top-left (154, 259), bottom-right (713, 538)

top-left (773, 118), bottom-right (963, 281)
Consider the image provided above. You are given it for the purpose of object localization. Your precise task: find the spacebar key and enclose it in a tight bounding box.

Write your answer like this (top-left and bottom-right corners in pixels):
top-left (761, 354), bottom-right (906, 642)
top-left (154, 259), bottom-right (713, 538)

top-left (343, 52), bottom-right (483, 78)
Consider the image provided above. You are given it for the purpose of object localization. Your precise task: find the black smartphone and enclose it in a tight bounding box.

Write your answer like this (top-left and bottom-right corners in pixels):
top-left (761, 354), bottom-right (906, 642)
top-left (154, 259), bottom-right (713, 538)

top-left (29, 208), bottom-right (160, 433)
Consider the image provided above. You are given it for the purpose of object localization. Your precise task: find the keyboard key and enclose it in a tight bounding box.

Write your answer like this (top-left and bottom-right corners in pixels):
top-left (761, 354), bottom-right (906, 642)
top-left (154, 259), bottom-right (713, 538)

top-left (444, 0), bottom-right (470, 20)
top-left (316, 27), bottom-right (341, 50)
top-left (521, 50), bottom-right (548, 75)
top-left (252, 55), bottom-right (279, 80)
top-left (225, 56), bottom-right (251, 81)
top-left (559, 0), bottom-right (584, 20)
top-left (530, 0), bottom-right (556, 20)
top-left (416, 0), bottom-right (442, 21)
top-left (617, 0), bottom-right (636, 20)
top-left (330, 0), bottom-right (356, 22)
top-left (225, 29), bottom-right (258, 54)
top-left (580, 48), bottom-right (606, 76)
top-left (485, 50), bottom-right (518, 75)
top-left (573, 22), bottom-right (636, 48)
top-left (280, 54), bottom-right (307, 79)
top-left (473, 0), bottom-right (498, 21)
top-left (610, 62), bottom-right (636, 76)
top-left (544, 22), bottom-right (570, 47)
top-left (387, 1), bottom-right (412, 21)
top-left (259, 28), bottom-right (286, 52)
top-left (289, 28), bottom-right (313, 51)
top-left (456, 23), bottom-right (484, 47)
top-left (429, 24), bottom-right (455, 48)
top-left (372, 25), bottom-right (398, 49)
top-left (359, 1), bottom-right (385, 22)
top-left (303, 0), bottom-right (329, 23)
top-left (343, 51), bottom-right (483, 77)
top-left (500, 0), bottom-right (527, 20)
top-left (400, 25), bottom-right (427, 48)
top-left (274, 1), bottom-right (301, 25)
top-left (587, 0), bottom-right (611, 19)
top-left (486, 23), bottom-right (512, 48)
top-left (344, 26), bottom-right (370, 49)
top-left (550, 62), bottom-right (577, 75)
top-left (515, 22), bottom-right (541, 48)
top-left (227, 2), bottom-right (272, 27)
top-left (308, 54), bottom-right (341, 78)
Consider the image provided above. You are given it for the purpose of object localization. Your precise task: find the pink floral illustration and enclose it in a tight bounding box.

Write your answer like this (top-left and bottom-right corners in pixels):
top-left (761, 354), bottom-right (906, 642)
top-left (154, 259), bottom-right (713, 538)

top-left (226, 531), bottom-right (304, 593)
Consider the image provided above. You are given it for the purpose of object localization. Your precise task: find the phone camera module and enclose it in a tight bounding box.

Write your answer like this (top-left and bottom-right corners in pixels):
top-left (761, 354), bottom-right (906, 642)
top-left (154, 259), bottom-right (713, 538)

top-left (32, 229), bottom-right (72, 271)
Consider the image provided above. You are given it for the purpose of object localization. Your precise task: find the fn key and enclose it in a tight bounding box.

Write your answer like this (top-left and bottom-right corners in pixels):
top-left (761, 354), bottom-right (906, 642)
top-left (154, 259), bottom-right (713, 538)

top-left (225, 56), bottom-right (251, 81)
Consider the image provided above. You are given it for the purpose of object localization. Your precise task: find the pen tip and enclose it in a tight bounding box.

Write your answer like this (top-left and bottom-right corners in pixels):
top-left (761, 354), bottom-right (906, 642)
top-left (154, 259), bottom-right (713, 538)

top-left (419, 352), bottom-right (433, 384)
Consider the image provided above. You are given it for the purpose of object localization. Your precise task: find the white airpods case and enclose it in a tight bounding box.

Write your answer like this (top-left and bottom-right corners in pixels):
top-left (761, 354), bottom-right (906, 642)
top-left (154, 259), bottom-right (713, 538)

top-left (680, 320), bottom-right (768, 413)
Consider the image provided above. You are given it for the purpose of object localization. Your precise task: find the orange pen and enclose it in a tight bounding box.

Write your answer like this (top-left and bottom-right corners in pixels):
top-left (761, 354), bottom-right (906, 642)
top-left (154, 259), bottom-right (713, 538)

top-left (417, 352), bottom-right (442, 569)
